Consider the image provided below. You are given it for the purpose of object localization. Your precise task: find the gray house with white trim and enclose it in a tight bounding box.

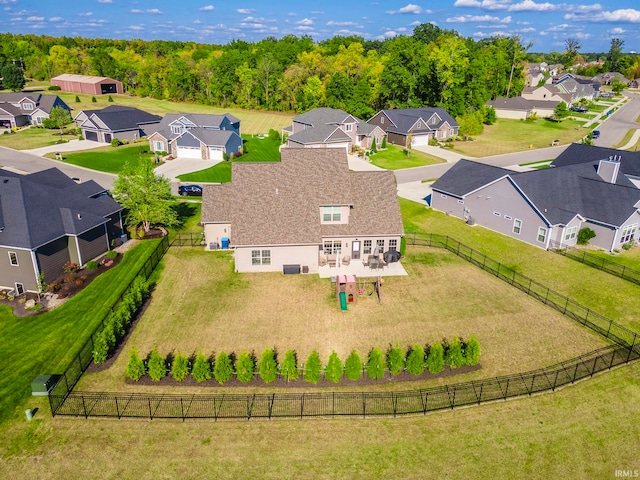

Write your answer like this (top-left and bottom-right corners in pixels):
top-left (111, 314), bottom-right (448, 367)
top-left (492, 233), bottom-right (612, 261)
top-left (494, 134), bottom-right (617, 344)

top-left (0, 93), bottom-right (70, 129)
top-left (0, 168), bottom-right (124, 293)
top-left (75, 105), bottom-right (161, 143)
top-left (367, 107), bottom-right (459, 147)
top-left (431, 144), bottom-right (640, 252)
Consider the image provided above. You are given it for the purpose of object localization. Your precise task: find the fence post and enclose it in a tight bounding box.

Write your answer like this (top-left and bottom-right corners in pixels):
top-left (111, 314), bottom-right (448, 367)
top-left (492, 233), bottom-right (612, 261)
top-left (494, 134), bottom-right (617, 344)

top-left (563, 297), bottom-right (569, 315)
top-left (82, 395), bottom-right (88, 418)
top-left (115, 397), bottom-right (120, 419)
top-left (362, 392), bottom-right (366, 419)
top-left (591, 356), bottom-right (599, 376)
top-left (572, 363), bottom-right (580, 383)
top-left (627, 335), bottom-right (637, 362)
top-left (504, 378), bottom-right (509, 399)
top-left (552, 370), bottom-right (559, 391)
top-left (181, 398), bottom-right (185, 421)
top-left (148, 398), bottom-right (152, 420)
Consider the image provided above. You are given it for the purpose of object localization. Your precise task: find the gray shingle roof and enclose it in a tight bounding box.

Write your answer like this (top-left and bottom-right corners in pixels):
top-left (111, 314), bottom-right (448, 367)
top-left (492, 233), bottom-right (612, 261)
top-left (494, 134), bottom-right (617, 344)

top-left (150, 113), bottom-right (240, 141)
top-left (378, 107), bottom-right (459, 135)
top-left (552, 143), bottom-right (640, 178)
top-left (177, 128), bottom-right (239, 147)
top-left (287, 124), bottom-right (351, 145)
top-left (431, 160), bottom-right (513, 197)
top-left (201, 149), bottom-right (403, 246)
top-left (84, 106), bottom-right (161, 132)
top-left (0, 168), bottom-right (122, 249)
top-left (291, 107), bottom-right (354, 126)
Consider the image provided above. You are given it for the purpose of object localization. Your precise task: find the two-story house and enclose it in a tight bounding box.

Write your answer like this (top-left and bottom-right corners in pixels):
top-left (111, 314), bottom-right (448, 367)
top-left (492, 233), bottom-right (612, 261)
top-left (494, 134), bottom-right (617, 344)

top-left (147, 113), bottom-right (243, 160)
top-left (0, 93), bottom-right (71, 129)
top-left (283, 108), bottom-right (385, 152)
top-left (201, 148), bottom-right (404, 274)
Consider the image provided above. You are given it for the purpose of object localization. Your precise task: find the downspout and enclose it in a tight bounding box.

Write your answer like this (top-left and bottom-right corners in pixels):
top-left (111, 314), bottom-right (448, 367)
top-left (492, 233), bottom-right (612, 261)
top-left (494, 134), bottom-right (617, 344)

top-left (75, 236), bottom-right (83, 266)
top-left (30, 250), bottom-right (40, 292)
top-left (105, 224), bottom-right (110, 251)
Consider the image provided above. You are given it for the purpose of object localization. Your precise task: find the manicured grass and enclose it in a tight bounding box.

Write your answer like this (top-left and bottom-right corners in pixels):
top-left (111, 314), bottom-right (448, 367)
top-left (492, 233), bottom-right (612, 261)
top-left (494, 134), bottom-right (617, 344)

top-left (76, 244), bottom-right (607, 394)
top-left (519, 159), bottom-right (553, 166)
top-left (47, 142), bottom-right (153, 174)
top-left (0, 126), bottom-right (76, 150)
top-left (177, 134), bottom-right (280, 183)
top-left (582, 245), bottom-right (640, 272)
top-left (451, 117), bottom-right (588, 157)
top-left (612, 129), bottom-right (638, 149)
top-left (2, 357), bottom-right (639, 478)
top-left (369, 144), bottom-right (445, 169)
top-left (0, 239), bottom-right (161, 424)
top-left (54, 92), bottom-right (293, 135)
top-left (586, 104), bottom-right (607, 113)
top-left (401, 199), bottom-right (640, 331)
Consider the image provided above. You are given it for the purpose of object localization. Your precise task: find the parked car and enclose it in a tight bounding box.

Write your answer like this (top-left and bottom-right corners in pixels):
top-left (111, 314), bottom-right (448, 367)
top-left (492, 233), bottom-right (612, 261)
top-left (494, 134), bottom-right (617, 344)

top-left (178, 184), bottom-right (203, 196)
top-left (599, 92), bottom-right (614, 98)
top-left (592, 130), bottom-right (600, 139)
top-left (570, 106), bottom-right (588, 113)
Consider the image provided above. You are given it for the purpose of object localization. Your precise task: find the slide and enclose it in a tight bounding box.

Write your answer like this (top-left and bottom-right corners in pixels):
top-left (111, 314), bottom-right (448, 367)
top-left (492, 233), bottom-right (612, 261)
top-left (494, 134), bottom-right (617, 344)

top-left (339, 291), bottom-right (347, 311)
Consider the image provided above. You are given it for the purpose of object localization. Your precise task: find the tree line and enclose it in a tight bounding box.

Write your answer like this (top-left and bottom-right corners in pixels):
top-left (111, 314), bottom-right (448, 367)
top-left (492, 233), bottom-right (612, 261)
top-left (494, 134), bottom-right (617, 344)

top-left (2, 27), bottom-right (637, 122)
top-left (1, 25), bottom-right (528, 121)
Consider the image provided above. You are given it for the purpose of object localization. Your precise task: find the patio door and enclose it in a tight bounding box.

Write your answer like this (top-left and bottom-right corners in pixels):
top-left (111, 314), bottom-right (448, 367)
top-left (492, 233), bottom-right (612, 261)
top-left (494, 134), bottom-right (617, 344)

top-left (352, 241), bottom-right (360, 260)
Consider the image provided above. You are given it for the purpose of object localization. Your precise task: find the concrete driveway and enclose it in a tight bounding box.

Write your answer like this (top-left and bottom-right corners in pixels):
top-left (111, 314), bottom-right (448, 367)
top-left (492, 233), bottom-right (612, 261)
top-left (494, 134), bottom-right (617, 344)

top-left (23, 139), bottom-right (108, 156)
top-left (155, 157), bottom-right (222, 181)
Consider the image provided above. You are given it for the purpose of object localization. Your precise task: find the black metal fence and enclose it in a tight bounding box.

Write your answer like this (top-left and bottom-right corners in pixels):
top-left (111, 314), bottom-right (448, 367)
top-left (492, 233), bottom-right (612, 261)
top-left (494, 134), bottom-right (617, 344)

top-left (49, 232), bottom-right (640, 420)
top-left (549, 241), bottom-right (640, 285)
top-left (48, 236), bottom-right (170, 416)
top-left (170, 232), bottom-right (205, 247)
top-left (405, 232), bottom-right (639, 351)
top-left (50, 344), bottom-right (639, 420)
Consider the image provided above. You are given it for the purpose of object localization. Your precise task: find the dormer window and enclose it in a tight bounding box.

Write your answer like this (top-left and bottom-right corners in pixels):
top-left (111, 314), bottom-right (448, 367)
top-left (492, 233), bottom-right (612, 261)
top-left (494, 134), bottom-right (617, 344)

top-left (22, 103), bottom-right (34, 110)
top-left (416, 120), bottom-right (422, 128)
top-left (380, 117), bottom-right (384, 124)
top-left (171, 125), bottom-right (183, 135)
top-left (345, 123), bottom-right (353, 132)
top-left (322, 206), bottom-right (342, 222)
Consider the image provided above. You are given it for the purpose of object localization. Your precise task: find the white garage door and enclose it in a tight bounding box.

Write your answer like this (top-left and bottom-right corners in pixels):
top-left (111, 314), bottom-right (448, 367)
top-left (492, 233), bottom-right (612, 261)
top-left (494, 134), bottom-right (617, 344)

top-left (177, 146), bottom-right (202, 159)
top-left (412, 134), bottom-right (430, 146)
top-left (208, 147), bottom-right (224, 160)
top-left (327, 142), bottom-right (349, 151)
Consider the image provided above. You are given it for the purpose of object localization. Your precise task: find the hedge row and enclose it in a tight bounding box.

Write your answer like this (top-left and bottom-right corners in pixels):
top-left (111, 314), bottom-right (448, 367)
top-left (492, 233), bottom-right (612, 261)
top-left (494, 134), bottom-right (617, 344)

top-left (93, 277), bottom-right (150, 365)
top-left (126, 336), bottom-right (481, 384)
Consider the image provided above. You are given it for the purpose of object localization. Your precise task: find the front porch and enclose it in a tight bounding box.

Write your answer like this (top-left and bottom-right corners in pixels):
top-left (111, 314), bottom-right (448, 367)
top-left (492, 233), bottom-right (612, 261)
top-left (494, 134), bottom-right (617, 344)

top-left (318, 257), bottom-right (408, 279)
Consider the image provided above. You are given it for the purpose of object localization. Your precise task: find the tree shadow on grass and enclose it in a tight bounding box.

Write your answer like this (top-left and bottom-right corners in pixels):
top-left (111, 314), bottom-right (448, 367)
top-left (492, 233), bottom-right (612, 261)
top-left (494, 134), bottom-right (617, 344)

top-left (170, 202), bottom-right (198, 230)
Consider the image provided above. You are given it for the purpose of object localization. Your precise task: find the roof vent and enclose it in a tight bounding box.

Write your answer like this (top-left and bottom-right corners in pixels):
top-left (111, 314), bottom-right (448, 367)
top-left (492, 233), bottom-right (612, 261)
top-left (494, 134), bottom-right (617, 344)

top-left (3, 179), bottom-right (8, 184)
top-left (77, 214), bottom-right (82, 220)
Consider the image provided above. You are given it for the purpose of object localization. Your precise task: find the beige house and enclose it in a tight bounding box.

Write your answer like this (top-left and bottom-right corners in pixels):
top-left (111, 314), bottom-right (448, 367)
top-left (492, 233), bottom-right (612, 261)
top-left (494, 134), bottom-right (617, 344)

top-left (521, 85), bottom-right (572, 105)
top-left (201, 149), bottom-right (404, 273)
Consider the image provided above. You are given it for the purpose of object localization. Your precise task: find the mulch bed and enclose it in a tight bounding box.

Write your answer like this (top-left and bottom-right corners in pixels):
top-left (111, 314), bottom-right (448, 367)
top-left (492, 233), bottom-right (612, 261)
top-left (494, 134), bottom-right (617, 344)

top-left (122, 363), bottom-right (482, 389)
top-left (0, 252), bottom-right (123, 317)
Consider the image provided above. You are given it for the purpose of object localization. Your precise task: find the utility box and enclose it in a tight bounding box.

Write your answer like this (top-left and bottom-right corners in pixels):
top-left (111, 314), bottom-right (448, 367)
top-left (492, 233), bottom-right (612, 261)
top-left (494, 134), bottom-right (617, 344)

top-left (283, 264), bottom-right (301, 275)
top-left (31, 374), bottom-right (61, 396)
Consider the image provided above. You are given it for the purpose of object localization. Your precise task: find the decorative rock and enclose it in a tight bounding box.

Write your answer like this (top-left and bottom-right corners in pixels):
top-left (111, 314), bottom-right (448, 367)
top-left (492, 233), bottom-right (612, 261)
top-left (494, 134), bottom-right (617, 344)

top-left (25, 299), bottom-right (36, 309)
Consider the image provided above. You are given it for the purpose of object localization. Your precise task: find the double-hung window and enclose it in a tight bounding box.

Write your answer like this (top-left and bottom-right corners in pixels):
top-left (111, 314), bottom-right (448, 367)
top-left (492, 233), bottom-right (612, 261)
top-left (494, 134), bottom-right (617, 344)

top-left (251, 250), bottom-right (271, 265)
top-left (564, 226), bottom-right (578, 242)
top-left (537, 227), bottom-right (547, 243)
top-left (620, 224), bottom-right (637, 243)
top-left (322, 206), bottom-right (341, 223)
top-left (513, 219), bottom-right (522, 235)
top-left (363, 240), bottom-right (372, 255)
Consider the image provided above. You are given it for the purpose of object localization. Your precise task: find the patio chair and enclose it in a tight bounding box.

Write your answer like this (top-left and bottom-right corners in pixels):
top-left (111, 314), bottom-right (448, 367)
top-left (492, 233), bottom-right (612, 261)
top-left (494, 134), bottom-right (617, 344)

top-left (319, 256), bottom-right (327, 267)
top-left (342, 255), bottom-right (351, 266)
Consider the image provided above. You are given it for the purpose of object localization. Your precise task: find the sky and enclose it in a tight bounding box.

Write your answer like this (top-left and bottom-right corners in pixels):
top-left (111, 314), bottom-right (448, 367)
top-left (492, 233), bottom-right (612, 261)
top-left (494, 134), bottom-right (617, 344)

top-left (1, 0), bottom-right (639, 53)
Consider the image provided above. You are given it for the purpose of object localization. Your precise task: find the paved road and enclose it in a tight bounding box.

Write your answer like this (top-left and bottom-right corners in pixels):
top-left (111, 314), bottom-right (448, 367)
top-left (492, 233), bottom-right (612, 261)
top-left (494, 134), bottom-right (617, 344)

top-left (0, 146), bottom-right (116, 189)
top-left (593, 91), bottom-right (640, 148)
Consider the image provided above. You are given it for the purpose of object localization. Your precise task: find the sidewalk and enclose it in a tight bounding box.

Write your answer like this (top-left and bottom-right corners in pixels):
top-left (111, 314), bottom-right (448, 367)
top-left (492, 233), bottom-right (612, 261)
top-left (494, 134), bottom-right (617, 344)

top-left (411, 144), bottom-right (469, 163)
top-left (618, 129), bottom-right (640, 150)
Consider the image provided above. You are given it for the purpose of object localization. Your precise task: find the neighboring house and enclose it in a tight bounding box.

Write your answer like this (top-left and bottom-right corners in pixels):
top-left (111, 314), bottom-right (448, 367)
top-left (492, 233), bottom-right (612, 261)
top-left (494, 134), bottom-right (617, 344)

top-left (283, 107), bottom-right (384, 151)
top-left (0, 168), bottom-right (124, 293)
top-left (431, 144), bottom-right (640, 252)
top-left (592, 72), bottom-right (629, 86)
top-left (521, 85), bottom-right (572, 105)
top-left (51, 74), bottom-right (124, 95)
top-left (485, 96), bottom-right (559, 119)
top-left (201, 148), bottom-right (404, 274)
top-left (147, 113), bottom-right (242, 160)
top-left (75, 105), bottom-right (161, 143)
top-left (367, 107), bottom-right (459, 147)
top-left (0, 92), bottom-right (70, 129)
top-left (552, 73), bottom-right (598, 101)
top-left (525, 62), bottom-right (547, 87)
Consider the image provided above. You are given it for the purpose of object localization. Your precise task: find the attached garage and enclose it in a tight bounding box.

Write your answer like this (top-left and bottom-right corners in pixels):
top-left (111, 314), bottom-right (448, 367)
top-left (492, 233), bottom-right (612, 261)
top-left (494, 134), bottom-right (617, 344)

top-left (177, 146), bottom-right (202, 159)
top-left (327, 142), bottom-right (350, 151)
top-left (411, 134), bottom-right (430, 146)
top-left (208, 146), bottom-right (224, 160)
top-left (85, 131), bottom-right (98, 141)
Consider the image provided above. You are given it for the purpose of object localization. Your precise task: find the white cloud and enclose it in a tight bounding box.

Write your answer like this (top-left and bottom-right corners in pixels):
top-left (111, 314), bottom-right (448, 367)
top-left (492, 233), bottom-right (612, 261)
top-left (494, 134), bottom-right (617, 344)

top-left (49, 16), bottom-right (63, 22)
top-left (296, 18), bottom-right (314, 26)
top-left (26, 15), bottom-right (44, 21)
top-left (200, 5), bottom-right (214, 11)
top-left (295, 25), bottom-right (314, 31)
top-left (611, 27), bottom-right (626, 34)
top-left (237, 8), bottom-right (255, 14)
top-left (130, 9), bottom-right (143, 13)
top-left (454, 0), bottom-right (560, 12)
top-left (0, 0), bottom-right (17, 4)
top-left (194, 19), bottom-right (202, 24)
top-left (446, 14), bottom-right (511, 23)
top-left (97, 0), bottom-right (113, 3)
top-left (147, 8), bottom-right (162, 14)
top-left (546, 23), bottom-right (570, 32)
top-left (327, 20), bottom-right (361, 27)
top-left (78, 12), bottom-right (93, 16)
top-left (287, 12), bottom-right (296, 17)
top-left (129, 25), bottom-right (144, 30)
top-left (386, 4), bottom-right (432, 15)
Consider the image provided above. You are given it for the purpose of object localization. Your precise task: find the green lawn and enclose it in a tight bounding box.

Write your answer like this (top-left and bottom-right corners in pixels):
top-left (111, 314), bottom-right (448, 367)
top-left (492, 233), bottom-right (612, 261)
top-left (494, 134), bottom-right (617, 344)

top-left (368, 144), bottom-right (445, 169)
top-left (401, 199), bottom-right (640, 331)
top-left (0, 126), bottom-right (76, 150)
top-left (582, 246), bottom-right (640, 272)
top-left (451, 117), bottom-right (588, 157)
top-left (0, 239), bottom-right (161, 424)
top-left (54, 91), bottom-right (293, 135)
top-left (48, 142), bottom-right (153, 174)
top-left (177, 134), bottom-right (281, 183)
top-left (612, 129), bottom-right (640, 149)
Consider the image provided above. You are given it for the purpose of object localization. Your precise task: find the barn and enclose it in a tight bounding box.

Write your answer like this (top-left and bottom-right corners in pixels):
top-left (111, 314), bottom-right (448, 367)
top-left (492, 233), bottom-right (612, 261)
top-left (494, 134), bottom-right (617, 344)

top-left (50, 74), bottom-right (124, 95)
